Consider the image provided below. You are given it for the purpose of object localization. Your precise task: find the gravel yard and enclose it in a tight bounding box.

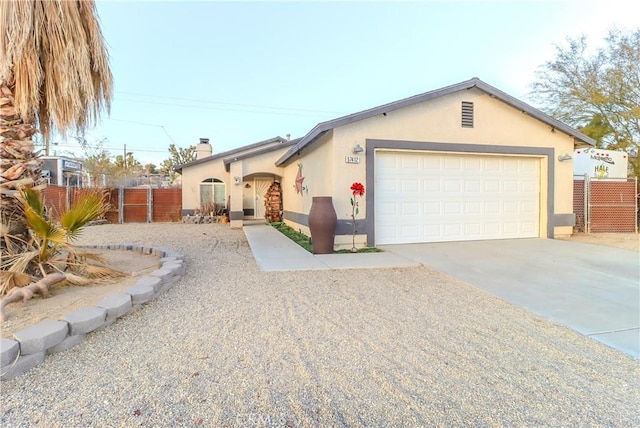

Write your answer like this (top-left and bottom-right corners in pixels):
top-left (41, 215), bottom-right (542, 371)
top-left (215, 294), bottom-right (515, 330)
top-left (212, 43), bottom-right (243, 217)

top-left (1, 223), bottom-right (639, 427)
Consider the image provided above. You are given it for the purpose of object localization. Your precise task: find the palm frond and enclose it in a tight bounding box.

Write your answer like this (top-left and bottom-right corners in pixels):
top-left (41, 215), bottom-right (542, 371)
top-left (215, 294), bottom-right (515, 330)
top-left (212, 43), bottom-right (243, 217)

top-left (69, 250), bottom-right (107, 265)
top-left (61, 192), bottom-right (107, 241)
top-left (0, 0), bottom-right (112, 144)
top-left (79, 264), bottom-right (126, 279)
top-left (62, 272), bottom-right (92, 286)
top-left (0, 271), bottom-right (34, 296)
top-left (19, 187), bottom-right (45, 217)
top-left (1, 249), bottom-right (40, 274)
top-left (22, 202), bottom-right (66, 246)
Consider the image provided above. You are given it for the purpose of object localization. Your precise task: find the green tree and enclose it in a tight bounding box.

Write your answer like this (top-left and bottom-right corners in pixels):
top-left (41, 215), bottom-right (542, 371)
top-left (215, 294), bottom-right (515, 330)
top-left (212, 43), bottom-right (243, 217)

top-left (160, 144), bottom-right (196, 183)
top-left (80, 137), bottom-right (114, 187)
top-left (144, 163), bottom-right (158, 174)
top-left (113, 152), bottom-right (143, 185)
top-left (160, 144), bottom-right (196, 173)
top-left (84, 150), bottom-right (114, 187)
top-left (531, 28), bottom-right (640, 177)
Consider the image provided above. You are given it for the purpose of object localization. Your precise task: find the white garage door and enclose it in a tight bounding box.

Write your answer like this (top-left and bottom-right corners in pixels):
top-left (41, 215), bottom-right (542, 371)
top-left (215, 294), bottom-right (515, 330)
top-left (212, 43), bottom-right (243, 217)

top-left (375, 151), bottom-right (540, 244)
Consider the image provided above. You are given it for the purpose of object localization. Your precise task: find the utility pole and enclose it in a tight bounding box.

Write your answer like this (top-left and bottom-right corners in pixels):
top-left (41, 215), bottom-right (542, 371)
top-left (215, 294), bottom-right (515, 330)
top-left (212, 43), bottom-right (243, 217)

top-left (123, 144), bottom-right (127, 169)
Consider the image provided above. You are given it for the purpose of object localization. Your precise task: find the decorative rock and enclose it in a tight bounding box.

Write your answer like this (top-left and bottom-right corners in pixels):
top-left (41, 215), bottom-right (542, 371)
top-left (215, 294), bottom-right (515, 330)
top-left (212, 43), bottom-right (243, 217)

top-left (150, 268), bottom-right (173, 283)
top-left (161, 262), bottom-right (185, 276)
top-left (47, 334), bottom-right (85, 355)
top-left (124, 283), bottom-right (155, 304)
top-left (13, 320), bottom-right (68, 355)
top-left (97, 293), bottom-right (132, 319)
top-left (62, 307), bottom-right (107, 335)
top-left (163, 251), bottom-right (184, 260)
top-left (160, 277), bottom-right (179, 293)
top-left (163, 261), bottom-right (184, 273)
top-left (1, 352), bottom-right (45, 380)
top-left (96, 317), bottom-right (116, 331)
top-left (134, 276), bottom-right (162, 293)
top-left (3, 244), bottom-right (186, 380)
top-left (1, 338), bottom-right (20, 367)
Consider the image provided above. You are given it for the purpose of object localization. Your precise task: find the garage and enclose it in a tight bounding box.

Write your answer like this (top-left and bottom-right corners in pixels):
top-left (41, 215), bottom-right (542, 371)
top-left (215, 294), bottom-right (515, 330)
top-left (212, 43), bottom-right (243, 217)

top-left (375, 151), bottom-right (541, 244)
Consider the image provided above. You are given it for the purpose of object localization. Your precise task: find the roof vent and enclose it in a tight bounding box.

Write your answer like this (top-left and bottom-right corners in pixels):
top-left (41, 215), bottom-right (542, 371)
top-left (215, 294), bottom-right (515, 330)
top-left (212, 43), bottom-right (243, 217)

top-left (461, 101), bottom-right (474, 128)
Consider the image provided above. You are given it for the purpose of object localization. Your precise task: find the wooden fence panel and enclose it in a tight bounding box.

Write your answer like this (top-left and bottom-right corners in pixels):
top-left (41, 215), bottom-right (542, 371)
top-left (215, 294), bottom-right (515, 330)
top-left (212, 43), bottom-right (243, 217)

top-left (153, 188), bottom-right (182, 222)
top-left (41, 186), bottom-right (67, 217)
top-left (123, 188), bottom-right (148, 223)
top-left (105, 188), bottom-right (120, 223)
top-left (41, 186), bottom-right (182, 224)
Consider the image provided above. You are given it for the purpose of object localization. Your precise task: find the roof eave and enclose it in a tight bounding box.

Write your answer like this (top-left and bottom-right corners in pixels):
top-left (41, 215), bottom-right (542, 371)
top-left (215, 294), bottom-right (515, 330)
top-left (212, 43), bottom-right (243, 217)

top-left (222, 139), bottom-right (299, 171)
top-left (275, 78), bottom-right (482, 166)
top-left (177, 136), bottom-right (293, 171)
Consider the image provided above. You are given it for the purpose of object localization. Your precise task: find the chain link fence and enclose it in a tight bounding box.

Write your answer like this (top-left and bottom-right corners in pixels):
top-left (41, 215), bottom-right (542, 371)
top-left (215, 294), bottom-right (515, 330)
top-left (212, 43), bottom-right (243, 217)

top-left (573, 176), bottom-right (638, 233)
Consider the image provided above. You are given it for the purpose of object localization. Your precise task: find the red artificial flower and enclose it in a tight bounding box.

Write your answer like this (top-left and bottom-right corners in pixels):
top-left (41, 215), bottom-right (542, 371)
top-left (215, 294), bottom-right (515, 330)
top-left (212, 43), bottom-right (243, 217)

top-left (350, 182), bottom-right (365, 197)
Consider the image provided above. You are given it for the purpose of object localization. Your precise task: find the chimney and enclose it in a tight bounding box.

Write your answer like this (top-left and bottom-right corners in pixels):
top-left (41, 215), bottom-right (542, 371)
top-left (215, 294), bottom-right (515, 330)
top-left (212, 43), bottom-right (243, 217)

top-left (196, 138), bottom-right (212, 159)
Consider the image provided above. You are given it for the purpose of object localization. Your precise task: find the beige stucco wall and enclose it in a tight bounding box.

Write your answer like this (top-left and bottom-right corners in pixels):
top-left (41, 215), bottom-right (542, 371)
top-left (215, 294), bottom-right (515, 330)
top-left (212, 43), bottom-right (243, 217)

top-left (181, 146), bottom-right (290, 214)
top-left (285, 88), bottom-right (577, 241)
top-left (180, 157), bottom-right (230, 212)
top-left (282, 132), bottom-right (335, 236)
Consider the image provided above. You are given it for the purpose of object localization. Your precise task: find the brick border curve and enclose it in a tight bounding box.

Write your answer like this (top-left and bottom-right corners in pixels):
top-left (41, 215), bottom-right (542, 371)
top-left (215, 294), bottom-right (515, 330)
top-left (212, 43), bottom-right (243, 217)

top-left (0, 244), bottom-right (185, 381)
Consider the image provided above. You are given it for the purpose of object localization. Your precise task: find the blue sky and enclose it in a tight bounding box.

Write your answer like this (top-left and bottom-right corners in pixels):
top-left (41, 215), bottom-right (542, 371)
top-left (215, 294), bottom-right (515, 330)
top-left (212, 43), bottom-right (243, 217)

top-left (49, 0), bottom-right (640, 166)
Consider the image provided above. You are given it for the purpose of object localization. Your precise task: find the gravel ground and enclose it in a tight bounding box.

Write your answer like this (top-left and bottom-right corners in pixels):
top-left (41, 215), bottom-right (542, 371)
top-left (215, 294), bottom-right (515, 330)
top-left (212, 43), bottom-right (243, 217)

top-left (1, 223), bottom-right (639, 427)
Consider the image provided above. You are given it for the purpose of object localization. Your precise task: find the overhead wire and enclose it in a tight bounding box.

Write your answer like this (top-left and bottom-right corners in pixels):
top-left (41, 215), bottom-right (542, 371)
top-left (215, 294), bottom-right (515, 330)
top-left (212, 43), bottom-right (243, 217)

top-left (114, 91), bottom-right (347, 115)
top-left (113, 97), bottom-right (340, 118)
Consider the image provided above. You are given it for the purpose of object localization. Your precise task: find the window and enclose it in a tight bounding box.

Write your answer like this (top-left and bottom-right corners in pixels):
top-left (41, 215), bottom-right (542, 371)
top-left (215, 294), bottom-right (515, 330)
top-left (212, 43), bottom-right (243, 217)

top-left (461, 101), bottom-right (474, 128)
top-left (200, 178), bottom-right (226, 208)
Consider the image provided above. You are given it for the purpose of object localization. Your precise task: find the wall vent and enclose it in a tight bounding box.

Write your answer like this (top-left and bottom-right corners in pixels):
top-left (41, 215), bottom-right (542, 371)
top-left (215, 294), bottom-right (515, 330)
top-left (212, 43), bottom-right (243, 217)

top-left (461, 101), bottom-right (474, 128)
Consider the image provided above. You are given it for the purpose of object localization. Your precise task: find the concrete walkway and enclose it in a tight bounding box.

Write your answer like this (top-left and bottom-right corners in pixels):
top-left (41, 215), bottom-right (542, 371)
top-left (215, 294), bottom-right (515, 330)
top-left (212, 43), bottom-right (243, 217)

top-left (243, 224), bottom-right (419, 271)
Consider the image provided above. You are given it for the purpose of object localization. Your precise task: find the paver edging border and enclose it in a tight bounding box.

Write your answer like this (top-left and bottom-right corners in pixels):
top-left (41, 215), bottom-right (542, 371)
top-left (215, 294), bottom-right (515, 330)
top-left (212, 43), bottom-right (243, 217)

top-left (0, 244), bottom-right (185, 381)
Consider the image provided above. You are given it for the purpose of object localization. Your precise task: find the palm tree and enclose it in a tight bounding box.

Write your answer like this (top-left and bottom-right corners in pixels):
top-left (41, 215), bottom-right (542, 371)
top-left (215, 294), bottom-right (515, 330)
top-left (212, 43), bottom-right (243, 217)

top-left (0, 0), bottom-right (113, 261)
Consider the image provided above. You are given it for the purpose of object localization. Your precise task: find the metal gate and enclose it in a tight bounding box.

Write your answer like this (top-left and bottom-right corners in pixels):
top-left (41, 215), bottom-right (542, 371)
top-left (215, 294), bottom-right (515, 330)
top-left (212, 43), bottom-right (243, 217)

top-left (574, 176), bottom-right (638, 233)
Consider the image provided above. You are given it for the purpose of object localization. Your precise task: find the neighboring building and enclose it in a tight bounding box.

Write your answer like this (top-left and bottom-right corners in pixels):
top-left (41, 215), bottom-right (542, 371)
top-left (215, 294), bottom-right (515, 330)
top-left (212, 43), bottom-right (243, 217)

top-left (41, 156), bottom-right (84, 187)
top-left (177, 77), bottom-right (595, 248)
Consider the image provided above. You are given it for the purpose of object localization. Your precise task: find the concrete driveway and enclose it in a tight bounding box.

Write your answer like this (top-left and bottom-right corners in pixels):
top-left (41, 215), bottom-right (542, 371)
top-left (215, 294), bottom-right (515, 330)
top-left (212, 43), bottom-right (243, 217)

top-left (382, 239), bottom-right (640, 359)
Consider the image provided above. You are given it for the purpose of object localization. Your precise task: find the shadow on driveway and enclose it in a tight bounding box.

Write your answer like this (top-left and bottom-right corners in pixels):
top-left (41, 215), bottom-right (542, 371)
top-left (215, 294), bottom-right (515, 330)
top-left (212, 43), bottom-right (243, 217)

top-left (382, 238), bottom-right (640, 359)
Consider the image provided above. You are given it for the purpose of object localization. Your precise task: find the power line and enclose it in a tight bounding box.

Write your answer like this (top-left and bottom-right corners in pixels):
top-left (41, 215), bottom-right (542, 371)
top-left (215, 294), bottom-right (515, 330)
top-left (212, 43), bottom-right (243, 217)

top-left (115, 91), bottom-right (346, 115)
top-left (113, 97), bottom-right (341, 118)
top-left (107, 118), bottom-right (177, 144)
top-left (42, 143), bottom-right (170, 154)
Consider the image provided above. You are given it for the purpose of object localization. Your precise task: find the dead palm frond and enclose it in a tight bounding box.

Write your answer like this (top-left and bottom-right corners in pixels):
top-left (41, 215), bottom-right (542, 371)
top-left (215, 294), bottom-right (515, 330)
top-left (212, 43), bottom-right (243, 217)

top-left (64, 248), bottom-right (125, 280)
top-left (0, 0), bottom-right (113, 144)
top-left (0, 271), bottom-right (33, 295)
top-left (72, 264), bottom-right (126, 280)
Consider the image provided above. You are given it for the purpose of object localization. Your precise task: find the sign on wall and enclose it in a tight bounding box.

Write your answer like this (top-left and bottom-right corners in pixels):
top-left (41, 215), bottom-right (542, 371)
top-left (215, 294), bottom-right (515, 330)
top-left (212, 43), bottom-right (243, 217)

top-left (62, 159), bottom-right (83, 171)
top-left (345, 156), bottom-right (360, 164)
top-left (574, 148), bottom-right (628, 179)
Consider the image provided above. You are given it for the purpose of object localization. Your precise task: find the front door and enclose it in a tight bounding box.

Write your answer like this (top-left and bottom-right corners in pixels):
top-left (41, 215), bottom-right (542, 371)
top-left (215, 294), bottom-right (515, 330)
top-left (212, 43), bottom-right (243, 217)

top-left (254, 179), bottom-right (272, 219)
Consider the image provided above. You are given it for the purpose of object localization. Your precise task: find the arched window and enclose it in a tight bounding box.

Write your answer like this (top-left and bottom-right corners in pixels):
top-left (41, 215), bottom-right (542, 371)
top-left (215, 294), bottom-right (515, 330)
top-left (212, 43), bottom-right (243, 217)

top-left (200, 178), bottom-right (226, 209)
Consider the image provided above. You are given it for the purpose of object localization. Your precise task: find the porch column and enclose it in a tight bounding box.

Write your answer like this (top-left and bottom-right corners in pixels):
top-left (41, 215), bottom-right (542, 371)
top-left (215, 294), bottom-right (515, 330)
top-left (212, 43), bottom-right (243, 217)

top-left (229, 161), bottom-right (244, 229)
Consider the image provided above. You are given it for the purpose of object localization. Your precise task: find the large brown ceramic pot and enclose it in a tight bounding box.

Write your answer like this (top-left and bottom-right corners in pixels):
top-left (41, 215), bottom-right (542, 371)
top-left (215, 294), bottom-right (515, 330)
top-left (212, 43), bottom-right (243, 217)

top-left (308, 196), bottom-right (337, 254)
